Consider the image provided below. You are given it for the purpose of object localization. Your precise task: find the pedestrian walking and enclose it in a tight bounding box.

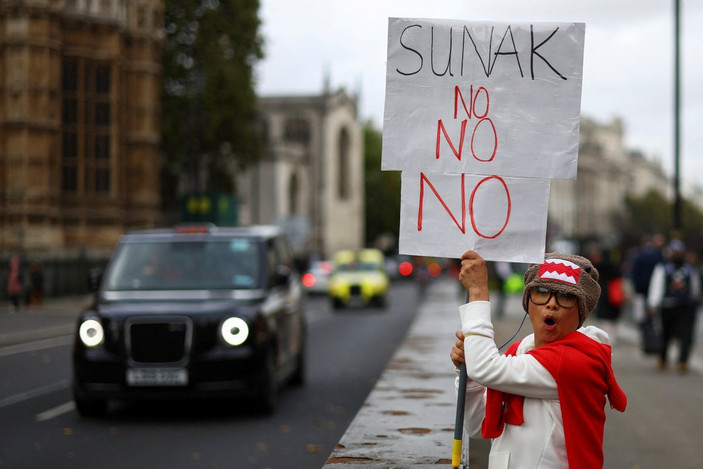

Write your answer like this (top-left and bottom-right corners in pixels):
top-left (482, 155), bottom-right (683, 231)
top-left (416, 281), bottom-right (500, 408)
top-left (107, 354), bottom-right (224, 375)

top-left (27, 261), bottom-right (44, 307)
top-left (6, 256), bottom-right (23, 312)
top-left (588, 246), bottom-right (624, 344)
top-left (628, 233), bottom-right (666, 323)
top-left (647, 240), bottom-right (701, 373)
top-left (450, 250), bottom-right (626, 469)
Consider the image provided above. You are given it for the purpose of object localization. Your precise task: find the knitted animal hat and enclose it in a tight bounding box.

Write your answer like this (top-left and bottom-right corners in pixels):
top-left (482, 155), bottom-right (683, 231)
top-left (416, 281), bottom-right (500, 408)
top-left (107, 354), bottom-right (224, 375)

top-left (521, 252), bottom-right (601, 327)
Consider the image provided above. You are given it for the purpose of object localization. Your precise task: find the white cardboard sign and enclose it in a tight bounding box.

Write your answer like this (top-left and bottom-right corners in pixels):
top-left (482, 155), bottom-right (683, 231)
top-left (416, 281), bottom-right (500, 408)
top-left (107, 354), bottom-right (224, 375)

top-left (382, 18), bottom-right (585, 180)
top-left (399, 172), bottom-right (550, 263)
top-left (384, 18), bottom-right (585, 262)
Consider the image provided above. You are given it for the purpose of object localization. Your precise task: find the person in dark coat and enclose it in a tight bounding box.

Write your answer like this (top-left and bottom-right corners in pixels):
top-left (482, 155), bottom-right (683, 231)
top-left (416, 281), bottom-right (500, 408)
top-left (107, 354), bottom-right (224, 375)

top-left (28, 261), bottom-right (44, 307)
top-left (588, 247), bottom-right (623, 343)
top-left (629, 234), bottom-right (666, 323)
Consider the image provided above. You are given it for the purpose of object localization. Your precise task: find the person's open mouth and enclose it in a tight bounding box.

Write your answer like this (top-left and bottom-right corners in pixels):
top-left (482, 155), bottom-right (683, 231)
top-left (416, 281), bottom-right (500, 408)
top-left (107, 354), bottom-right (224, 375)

top-left (544, 316), bottom-right (557, 332)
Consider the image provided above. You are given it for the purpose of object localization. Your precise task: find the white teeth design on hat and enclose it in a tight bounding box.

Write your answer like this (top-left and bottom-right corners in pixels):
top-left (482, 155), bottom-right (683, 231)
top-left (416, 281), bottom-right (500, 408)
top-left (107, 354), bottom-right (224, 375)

top-left (538, 258), bottom-right (581, 285)
top-left (545, 259), bottom-right (579, 270)
top-left (540, 270), bottom-right (578, 284)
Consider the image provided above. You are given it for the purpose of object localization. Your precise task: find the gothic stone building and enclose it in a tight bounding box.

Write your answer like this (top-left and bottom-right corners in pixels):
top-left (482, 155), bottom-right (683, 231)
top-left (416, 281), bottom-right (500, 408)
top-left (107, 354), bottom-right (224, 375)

top-left (238, 88), bottom-right (365, 260)
top-left (0, 0), bottom-right (163, 256)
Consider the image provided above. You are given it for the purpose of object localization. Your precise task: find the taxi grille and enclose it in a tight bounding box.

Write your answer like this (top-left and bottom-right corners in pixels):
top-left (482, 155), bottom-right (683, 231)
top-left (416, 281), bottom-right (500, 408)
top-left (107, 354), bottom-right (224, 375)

top-left (127, 319), bottom-right (190, 364)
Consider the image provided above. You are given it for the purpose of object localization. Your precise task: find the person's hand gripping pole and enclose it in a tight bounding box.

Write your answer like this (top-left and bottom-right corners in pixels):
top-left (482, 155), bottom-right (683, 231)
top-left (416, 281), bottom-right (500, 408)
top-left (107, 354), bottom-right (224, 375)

top-left (452, 250), bottom-right (490, 468)
top-left (452, 337), bottom-right (468, 468)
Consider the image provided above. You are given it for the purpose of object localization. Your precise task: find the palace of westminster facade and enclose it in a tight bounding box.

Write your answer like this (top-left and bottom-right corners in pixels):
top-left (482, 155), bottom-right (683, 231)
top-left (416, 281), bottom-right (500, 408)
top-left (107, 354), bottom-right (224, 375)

top-left (0, 0), bottom-right (162, 256)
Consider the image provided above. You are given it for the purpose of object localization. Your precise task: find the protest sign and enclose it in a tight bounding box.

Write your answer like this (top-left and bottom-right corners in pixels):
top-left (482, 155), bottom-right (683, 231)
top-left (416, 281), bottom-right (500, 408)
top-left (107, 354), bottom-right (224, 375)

top-left (383, 17), bottom-right (586, 262)
top-left (382, 18), bottom-right (585, 180)
top-left (399, 172), bottom-right (550, 263)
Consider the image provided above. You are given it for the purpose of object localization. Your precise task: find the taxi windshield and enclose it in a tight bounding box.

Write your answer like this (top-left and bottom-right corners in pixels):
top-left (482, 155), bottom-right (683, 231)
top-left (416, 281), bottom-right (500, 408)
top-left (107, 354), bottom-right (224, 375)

top-left (104, 239), bottom-right (262, 290)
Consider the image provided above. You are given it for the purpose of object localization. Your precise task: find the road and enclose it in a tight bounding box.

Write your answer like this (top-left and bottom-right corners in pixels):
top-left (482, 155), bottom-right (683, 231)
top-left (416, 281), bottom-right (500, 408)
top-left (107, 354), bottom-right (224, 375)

top-left (0, 280), bottom-right (423, 469)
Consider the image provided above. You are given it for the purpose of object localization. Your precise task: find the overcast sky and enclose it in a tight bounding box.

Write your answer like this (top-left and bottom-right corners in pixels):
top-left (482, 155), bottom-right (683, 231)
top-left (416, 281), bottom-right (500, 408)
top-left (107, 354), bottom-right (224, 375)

top-left (255, 1), bottom-right (703, 185)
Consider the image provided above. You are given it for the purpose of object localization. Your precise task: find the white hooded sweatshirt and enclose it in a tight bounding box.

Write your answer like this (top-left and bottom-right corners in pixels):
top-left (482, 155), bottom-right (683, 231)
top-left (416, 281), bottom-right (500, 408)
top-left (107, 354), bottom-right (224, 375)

top-left (455, 300), bottom-right (611, 469)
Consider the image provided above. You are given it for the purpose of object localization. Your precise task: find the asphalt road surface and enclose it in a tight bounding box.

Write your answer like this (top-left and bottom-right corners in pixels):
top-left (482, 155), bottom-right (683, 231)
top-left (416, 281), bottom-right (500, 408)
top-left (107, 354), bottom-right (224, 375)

top-left (0, 280), bottom-right (423, 469)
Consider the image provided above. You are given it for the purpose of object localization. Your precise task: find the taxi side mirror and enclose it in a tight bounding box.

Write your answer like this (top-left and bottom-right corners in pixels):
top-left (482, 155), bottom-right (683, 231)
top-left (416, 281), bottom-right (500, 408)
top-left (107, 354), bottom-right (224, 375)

top-left (272, 265), bottom-right (292, 287)
top-left (87, 268), bottom-right (103, 292)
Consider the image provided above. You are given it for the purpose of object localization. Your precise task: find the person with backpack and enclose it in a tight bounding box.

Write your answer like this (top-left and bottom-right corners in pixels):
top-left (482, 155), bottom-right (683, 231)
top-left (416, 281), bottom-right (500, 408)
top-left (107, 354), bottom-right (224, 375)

top-left (647, 240), bottom-right (701, 373)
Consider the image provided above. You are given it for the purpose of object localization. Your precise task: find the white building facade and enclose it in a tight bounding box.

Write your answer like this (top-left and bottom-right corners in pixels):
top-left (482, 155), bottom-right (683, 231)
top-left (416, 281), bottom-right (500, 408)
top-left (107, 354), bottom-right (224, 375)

top-left (549, 117), bottom-right (671, 247)
top-left (237, 88), bottom-right (364, 260)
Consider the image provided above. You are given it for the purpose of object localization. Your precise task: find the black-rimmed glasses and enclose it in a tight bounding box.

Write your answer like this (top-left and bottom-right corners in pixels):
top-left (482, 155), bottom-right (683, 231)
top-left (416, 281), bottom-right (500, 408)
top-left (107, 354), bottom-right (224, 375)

top-left (529, 286), bottom-right (578, 308)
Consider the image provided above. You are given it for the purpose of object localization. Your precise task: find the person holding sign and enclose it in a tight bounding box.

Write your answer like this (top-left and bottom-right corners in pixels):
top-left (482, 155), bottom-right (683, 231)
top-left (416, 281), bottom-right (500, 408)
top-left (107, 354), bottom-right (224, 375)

top-left (450, 250), bottom-right (627, 469)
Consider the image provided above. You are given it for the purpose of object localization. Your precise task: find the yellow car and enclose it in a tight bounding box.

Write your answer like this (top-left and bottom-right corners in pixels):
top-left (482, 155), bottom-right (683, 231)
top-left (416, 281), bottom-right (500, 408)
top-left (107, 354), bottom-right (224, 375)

top-left (328, 249), bottom-right (390, 309)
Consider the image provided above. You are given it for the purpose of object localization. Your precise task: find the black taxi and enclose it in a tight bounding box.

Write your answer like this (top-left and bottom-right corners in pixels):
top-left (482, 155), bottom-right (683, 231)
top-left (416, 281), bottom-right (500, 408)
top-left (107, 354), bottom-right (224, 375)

top-left (72, 224), bottom-right (305, 416)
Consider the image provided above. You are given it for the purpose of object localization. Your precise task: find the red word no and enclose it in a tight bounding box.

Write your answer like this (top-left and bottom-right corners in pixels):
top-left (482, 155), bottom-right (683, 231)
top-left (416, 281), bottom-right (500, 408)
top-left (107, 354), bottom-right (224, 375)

top-left (417, 172), bottom-right (511, 239)
top-left (436, 85), bottom-right (498, 162)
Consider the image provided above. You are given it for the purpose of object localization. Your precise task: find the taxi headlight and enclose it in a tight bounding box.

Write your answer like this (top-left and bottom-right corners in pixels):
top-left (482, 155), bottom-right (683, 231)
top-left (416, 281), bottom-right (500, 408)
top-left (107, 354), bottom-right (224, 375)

top-left (221, 317), bottom-right (249, 346)
top-left (79, 319), bottom-right (104, 347)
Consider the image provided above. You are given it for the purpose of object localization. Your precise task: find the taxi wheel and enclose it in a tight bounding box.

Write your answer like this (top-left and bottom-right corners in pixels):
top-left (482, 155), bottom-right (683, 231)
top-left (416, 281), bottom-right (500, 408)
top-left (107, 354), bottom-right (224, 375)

top-left (255, 348), bottom-right (278, 414)
top-left (332, 298), bottom-right (344, 310)
top-left (289, 342), bottom-right (306, 386)
top-left (73, 388), bottom-right (108, 417)
top-left (289, 329), bottom-right (307, 386)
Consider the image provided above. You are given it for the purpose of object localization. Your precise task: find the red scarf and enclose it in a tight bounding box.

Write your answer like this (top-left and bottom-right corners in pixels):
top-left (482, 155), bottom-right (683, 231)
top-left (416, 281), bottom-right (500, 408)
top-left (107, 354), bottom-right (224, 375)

top-left (481, 332), bottom-right (627, 469)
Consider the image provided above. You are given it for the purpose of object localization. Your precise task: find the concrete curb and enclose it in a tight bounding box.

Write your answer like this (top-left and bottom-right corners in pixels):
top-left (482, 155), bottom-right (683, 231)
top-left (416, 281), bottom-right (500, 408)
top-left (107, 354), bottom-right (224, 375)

top-left (323, 278), bottom-right (466, 467)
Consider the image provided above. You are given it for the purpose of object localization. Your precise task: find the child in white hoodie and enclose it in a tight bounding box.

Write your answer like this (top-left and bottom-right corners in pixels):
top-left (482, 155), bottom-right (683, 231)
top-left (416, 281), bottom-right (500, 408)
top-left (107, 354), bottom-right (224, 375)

top-left (450, 250), bottom-right (627, 469)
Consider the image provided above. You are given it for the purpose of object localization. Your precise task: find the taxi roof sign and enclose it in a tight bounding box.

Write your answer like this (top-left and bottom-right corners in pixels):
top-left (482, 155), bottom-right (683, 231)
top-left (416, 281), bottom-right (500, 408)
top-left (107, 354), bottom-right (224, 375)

top-left (174, 223), bottom-right (217, 234)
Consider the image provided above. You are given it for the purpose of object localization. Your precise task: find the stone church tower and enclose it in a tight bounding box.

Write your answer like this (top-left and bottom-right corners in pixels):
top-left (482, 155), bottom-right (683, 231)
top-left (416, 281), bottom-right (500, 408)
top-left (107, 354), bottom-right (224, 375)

top-left (0, 0), bottom-right (163, 255)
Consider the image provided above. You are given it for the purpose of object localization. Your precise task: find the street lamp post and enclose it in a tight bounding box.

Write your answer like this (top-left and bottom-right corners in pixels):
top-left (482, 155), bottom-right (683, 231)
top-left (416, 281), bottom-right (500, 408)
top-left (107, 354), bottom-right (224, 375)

top-left (673, 0), bottom-right (682, 232)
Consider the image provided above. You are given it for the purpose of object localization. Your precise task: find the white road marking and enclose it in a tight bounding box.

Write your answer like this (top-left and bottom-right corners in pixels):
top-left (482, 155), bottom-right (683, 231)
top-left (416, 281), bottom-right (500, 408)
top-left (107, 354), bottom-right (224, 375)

top-left (0, 379), bottom-right (70, 410)
top-left (35, 401), bottom-right (75, 422)
top-left (0, 325), bottom-right (74, 345)
top-left (0, 335), bottom-right (73, 358)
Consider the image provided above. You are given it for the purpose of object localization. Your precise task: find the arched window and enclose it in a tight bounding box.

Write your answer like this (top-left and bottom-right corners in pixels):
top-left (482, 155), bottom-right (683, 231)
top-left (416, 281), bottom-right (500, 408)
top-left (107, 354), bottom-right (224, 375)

top-left (61, 58), bottom-right (112, 194)
top-left (337, 128), bottom-right (351, 200)
top-left (289, 172), bottom-right (299, 215)
top-left (284, 118), bottom-right (310, 146)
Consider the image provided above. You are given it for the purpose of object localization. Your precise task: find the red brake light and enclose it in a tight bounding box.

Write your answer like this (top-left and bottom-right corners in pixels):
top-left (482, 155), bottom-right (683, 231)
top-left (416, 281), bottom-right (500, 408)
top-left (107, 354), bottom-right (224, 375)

top-left (399, 261), bottom-right (413, 277)
top-left (302, 273), bottom-right (316, 288)
top-left (319, 261), bottom-right (333, 275)
top-left (428, 262), bottom-right (442, 277)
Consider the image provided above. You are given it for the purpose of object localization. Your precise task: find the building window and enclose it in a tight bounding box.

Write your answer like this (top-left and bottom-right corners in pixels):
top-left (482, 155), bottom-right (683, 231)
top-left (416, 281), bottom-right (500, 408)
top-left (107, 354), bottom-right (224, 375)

top-left (137, 6), bottom-right (147, 28)
top-left (63, 99), bottom-right (78, 123)
top-left (337, 127), bottom-right (350, 200)
top-left (62, 60), bottom-right (79, 192)
top-left (62, 131), bottom-right (78, 192)
top-left (288, 172), bottom-right (299, 215)
top-left (284, 117), bottom-right (310, 146)
top-left (63, 61), bottom-right (78, 91)
top-left (62, 59), bottom-right (111, 195)
top-left (95, 65), bottom-right (111, 94)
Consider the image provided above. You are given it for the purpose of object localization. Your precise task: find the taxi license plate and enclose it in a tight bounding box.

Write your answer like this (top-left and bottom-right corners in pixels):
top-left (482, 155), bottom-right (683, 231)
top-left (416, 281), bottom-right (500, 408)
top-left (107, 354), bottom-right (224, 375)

top-left (127, 368), bottom-right (188, 386)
